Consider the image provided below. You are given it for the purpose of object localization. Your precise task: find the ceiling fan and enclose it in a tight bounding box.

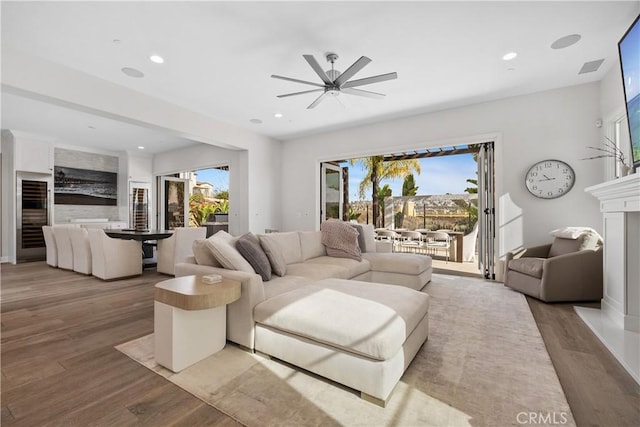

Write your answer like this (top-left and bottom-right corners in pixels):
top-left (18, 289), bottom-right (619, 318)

top-left (271, 53), bottom-right (398, 109)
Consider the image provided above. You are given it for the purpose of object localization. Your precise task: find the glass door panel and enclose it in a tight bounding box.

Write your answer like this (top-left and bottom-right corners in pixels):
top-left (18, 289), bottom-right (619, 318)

top-left (321, 163), bottom-right (343, 222)
top-left (160, 177), bottom-right (189, 230)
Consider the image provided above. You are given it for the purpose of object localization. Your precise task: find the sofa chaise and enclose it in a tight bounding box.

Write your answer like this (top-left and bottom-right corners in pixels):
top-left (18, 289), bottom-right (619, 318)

top-left (174, 224), bottom-right (432, 405)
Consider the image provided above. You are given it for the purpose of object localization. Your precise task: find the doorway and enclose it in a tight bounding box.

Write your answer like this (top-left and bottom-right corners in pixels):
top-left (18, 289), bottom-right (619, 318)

top-left (321, 142), bottom-right (495, 279)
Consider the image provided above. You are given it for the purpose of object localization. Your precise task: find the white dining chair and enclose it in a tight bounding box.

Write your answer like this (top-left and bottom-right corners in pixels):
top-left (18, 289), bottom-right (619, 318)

top-left (157, 227), bottom-right (207, 275)
top-left (68, 227), bottom-right (92, 275)
top-left (52, 225), bottom-right (75, 270)
top-left (425, 231), bottom-right (452, 262)
top-left (87, 229), bottom-right (142, 280)
top-left (42, 225), bottom-right (58, 267)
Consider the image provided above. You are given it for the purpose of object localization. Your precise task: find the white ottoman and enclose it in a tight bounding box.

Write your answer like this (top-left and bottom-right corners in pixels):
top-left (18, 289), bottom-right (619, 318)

top-left (253, 278), bottom-right (429, 406)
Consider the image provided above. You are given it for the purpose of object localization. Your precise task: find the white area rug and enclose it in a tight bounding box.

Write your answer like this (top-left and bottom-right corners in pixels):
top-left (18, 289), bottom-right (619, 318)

top-left (116, 274), bottom-right (575, 426)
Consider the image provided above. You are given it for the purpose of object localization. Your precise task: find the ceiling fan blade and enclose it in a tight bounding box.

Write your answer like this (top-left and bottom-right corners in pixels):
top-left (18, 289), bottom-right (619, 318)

top-left (303, 55), bottom-right (333, 85)
top-left (277, 89), bottom-right (324, 98)
top-left (342, 88), bottom-right (386, 99)
top-left (341, 72), bottom-right (398, 89)
top-left (334, 56), bottom-right (371, 87)
top-left (271, 74), bottom-right (325, 88)
top-left (307, 92), bottom-right (327, 109)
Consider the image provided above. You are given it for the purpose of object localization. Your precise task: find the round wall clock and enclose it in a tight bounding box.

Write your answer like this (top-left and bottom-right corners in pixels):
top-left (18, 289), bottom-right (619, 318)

top-left (525, 159), bottom-right (575, 199)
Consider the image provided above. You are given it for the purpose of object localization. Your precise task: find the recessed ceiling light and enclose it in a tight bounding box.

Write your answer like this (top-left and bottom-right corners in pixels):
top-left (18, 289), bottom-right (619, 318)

top-left (551, 34), bottom-right (581, 49)
top-left (502, 52), bottom-right (517, 61)
top-left (150, 55), bottom-right (164, 64)
top-left (88, 125), bottom-right (96, 129)
top-left (274, 113), bottom-right (283, 118)
top-left (122, 67), bottom-right (144, 78)
top-left (138, 146), bottom-right (145, 150)
top-left (249, 118), bottom-right (263, 124)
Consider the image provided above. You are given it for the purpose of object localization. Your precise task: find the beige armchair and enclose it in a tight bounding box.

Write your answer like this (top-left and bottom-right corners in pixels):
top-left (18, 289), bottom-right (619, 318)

top-left (157, 227), bottom-right (207, 275)
top-left (504, 234), bottom-right (603, 302)
top-left (87, 229), bottom-right (142, 280)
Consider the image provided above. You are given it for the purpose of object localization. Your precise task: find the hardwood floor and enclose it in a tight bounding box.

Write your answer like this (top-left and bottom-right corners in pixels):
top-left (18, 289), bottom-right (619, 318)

top-left (1, 262), bottom-right (239, 426)
top-left (527, 297), bottom-right (640, 427)
top-left (1, 262), bottom-right (638, 426)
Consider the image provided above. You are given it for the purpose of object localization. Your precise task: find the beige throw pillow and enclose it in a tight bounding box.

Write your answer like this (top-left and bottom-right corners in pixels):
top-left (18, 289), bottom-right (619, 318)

top-left (259, 235), bottom-right (287, 277)
top-left (205, 231), bottom-right (255, 273)
top-left (192, 239), bottom-right (222, 267)
top-left (321, 221), bottom-right (362, 261)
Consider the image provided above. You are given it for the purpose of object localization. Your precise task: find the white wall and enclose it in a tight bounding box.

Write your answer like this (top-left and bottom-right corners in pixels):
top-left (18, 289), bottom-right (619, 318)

top-left (281, 83), bottom-right (604, 256)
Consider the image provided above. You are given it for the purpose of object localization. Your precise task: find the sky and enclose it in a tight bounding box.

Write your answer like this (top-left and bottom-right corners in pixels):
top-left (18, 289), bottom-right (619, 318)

top-left (344, 153), bottom-right (477, 201)
top-left (194, 167), bottom-right (229, 194)
top-left (191, 153), bottom-right (477, 201)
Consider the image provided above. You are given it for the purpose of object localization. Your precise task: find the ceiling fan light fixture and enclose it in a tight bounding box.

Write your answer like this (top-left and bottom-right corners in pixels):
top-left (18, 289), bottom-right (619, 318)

top-left (272, 53), bottom-right (397, 109)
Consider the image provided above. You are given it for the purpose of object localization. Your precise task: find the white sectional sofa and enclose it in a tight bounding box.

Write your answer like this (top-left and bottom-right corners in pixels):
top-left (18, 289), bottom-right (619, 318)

top-left (174, 224), bottom-right (432, 405)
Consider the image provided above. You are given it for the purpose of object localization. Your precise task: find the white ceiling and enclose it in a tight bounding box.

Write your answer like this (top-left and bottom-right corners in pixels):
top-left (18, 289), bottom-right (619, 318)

top-left (1, 1), bottom-right (638, 153)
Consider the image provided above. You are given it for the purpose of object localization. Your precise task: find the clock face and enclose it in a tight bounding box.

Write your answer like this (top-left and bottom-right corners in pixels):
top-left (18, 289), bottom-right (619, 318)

top-left (525, 160), bottom-right (575, 199)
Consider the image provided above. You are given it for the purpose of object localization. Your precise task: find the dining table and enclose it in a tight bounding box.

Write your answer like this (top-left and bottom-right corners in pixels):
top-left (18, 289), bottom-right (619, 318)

top-left (104, 229), bottom-right (173, 268)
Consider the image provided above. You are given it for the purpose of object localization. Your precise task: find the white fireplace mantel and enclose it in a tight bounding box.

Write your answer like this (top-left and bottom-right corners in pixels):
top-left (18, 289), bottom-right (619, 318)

top-left (576, 172), bottom-right (639, 384)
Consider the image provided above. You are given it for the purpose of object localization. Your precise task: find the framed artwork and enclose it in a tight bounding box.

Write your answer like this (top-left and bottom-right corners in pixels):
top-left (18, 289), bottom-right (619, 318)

top-left (54, 166), bottom-right (117, 206)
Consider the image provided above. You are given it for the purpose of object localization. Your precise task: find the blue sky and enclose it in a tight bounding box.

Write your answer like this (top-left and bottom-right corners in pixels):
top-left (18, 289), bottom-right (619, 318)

top-left (344, 153), bottom-right (477, 201)
top-left (194, 168), bottom-right (229, 194)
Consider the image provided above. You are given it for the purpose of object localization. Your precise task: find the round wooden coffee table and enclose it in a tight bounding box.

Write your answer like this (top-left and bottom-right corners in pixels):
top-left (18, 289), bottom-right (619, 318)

top-left (154, 275), bottom-right (240, 372)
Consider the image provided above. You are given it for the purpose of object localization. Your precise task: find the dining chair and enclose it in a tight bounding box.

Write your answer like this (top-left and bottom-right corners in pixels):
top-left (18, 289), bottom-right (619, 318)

top-left (52, 225), bottom-right (76, 270)
top-left (42, 226), bottom-right (58, 268)
top-left (157, 227), bottom-right (207, 275)
top-left (425, 231), bottom-right (452, 262)
top-left (399, 230), bottom-right (424, 254)
top-left (68, 227), bottom-right (92, 275)
top-left (87, 229), bottom-right (142, 280)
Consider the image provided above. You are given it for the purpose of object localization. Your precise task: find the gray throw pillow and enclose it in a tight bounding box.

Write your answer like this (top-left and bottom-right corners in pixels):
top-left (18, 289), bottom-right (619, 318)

top-left (236, 233), bottom-right (272, 281)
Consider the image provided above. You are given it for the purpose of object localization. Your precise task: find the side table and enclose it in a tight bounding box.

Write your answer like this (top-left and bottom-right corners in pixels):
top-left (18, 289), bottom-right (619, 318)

top-left (154, 275), bottom-right (240, 372)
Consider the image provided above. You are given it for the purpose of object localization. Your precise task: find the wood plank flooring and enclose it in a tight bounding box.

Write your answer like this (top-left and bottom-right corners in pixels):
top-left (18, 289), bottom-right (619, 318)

top-left (1, 262), bottom-right (638, 426)
top-left (1, 262), bottom-right (239, 426)
top-left (527, 297), bottom-right (640, 427)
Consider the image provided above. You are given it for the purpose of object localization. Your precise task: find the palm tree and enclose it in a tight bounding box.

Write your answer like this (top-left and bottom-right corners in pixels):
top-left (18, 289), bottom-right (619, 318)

top-left (349, 157), bottom-right (421, 227)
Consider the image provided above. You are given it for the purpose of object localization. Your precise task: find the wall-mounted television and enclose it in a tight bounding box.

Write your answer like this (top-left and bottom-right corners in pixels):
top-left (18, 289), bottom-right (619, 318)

top-left (618, 14), bottom-right (640, 171)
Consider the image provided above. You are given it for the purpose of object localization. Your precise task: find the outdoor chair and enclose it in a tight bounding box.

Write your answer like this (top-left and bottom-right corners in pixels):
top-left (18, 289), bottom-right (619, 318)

top-left (399, 230), bottom-right (424, 253)
top-left (425, 231), bottom-right (451, 262)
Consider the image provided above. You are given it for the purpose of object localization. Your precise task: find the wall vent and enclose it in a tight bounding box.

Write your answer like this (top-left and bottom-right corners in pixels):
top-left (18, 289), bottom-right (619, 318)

top-left (579, 59), bottom-right (605, 74)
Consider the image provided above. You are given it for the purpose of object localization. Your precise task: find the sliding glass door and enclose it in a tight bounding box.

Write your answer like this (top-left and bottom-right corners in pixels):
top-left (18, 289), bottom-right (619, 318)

top-left (321, 163), bottom-right (343, 222)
